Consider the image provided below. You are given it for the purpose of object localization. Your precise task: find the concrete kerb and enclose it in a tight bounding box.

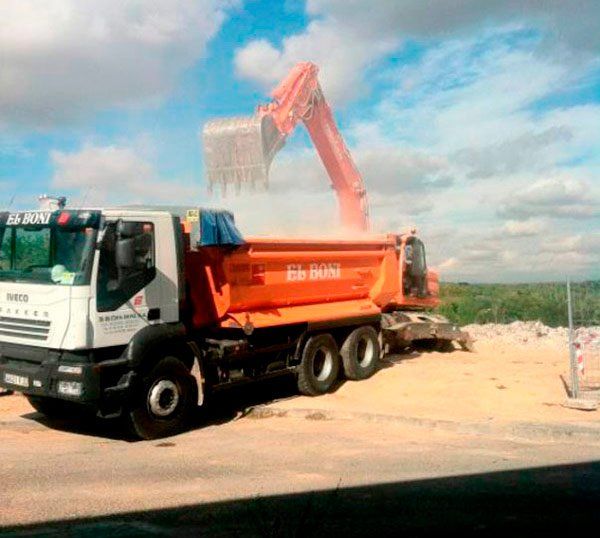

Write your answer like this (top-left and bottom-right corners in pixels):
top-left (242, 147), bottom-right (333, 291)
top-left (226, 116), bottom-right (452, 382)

top-left (245, 405), bottom-right (600, 444)
top-left (2, 395), bottom-right (598, 443)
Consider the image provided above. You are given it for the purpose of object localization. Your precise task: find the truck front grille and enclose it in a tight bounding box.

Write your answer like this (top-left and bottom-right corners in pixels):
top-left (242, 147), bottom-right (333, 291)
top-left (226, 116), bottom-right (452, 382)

top-left (0, 316), bottom-right (51, 341)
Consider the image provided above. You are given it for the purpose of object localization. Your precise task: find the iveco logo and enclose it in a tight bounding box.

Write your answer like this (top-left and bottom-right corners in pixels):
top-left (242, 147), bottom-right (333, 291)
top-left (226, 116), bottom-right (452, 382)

top-left (6, 293), bottom-right (29, 303)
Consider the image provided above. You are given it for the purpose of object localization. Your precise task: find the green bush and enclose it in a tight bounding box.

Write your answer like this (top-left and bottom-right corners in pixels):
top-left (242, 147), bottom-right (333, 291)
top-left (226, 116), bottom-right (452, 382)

top-left (437, 281), bottom-right (600, 327)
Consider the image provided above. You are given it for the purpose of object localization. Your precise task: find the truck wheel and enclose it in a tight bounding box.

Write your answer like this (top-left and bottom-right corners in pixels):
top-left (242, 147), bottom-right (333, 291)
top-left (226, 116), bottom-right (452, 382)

top-left (127, 356), bottom-right (197, 440)
top-left (297, 334), bottom-right (340, 396)
top-left (341, 326), bottom-right (380, 380)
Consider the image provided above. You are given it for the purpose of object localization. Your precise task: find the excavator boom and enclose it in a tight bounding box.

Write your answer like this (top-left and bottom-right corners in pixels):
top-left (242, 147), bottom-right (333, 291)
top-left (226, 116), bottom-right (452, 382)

top-left (203, 62), bottom-right (370, 231)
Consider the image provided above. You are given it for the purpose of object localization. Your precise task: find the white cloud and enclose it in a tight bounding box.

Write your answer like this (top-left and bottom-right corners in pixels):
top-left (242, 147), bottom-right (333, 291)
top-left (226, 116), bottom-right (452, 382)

top-left (356, 148), bottom-right (452, 194)
top-left (373, 32), bottom-right (599, 157)
top-left (234, 20), bottom-right (395, 103)
top-left (453, 127), bottom-right (573, 179)
top-left (0, 0), bottom-right (236, 127)
top-left (305, 0), bottom-right (600, 51)
top-left (428, 214), bottom-right (600, 282)
top-left (425, 229), bottom-right (600, 282)
top-left (499, 175), bottom-right (599, 220)
top-left (52, 146), bottom-right (153, 190)
top-left (51, 144), bottom-right (200, 205)
top-left (501, 219), bottom-right (547, 237)
top-left (544, 235), bottom-right (580, 253)
top-left (234, 0), bottom-right (599, 104)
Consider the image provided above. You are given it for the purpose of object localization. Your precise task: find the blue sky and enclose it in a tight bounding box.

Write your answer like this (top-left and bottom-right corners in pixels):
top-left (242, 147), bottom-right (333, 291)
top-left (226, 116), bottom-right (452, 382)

top-left (1, 0), bottom-right (598, 282)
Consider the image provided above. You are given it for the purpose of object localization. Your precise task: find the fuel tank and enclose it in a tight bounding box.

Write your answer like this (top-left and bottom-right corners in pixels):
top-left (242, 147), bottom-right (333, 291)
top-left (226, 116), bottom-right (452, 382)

top-left (185, 235), bottom-right (405, 330)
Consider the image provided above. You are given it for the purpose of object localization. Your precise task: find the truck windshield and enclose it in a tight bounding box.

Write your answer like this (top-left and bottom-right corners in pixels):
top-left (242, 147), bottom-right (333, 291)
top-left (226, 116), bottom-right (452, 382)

top-left (0, 210), bottom-right (100, 286)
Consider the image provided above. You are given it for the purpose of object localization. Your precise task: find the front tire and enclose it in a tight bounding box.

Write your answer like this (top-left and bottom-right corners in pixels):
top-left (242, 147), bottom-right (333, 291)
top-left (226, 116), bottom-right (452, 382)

top-left (297, 334), bottom-right (340, 396)
top-left (127, 356), bottom-right (197, 440)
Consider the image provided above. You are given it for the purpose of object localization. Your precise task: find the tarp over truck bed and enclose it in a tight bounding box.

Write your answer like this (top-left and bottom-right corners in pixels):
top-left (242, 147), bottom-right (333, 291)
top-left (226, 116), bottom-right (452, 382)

top-left (198, 209), bottom-right (245, 247)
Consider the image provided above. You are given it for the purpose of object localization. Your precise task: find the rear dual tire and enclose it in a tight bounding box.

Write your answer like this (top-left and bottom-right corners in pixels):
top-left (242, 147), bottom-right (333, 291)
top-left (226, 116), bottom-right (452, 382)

top-left (296, 326), bottom-right (381, 396)
top-left (340, 326), bottom-right (380, 380)
top-left (297, 334), bottom-right (340, 396)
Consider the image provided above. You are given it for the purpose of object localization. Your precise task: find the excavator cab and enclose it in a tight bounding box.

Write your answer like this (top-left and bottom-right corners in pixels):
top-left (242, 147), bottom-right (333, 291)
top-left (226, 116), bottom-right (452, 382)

top-left (403, 235), bottom-right (428, 298)
top-left (202, 114), bottom-right (285, 194)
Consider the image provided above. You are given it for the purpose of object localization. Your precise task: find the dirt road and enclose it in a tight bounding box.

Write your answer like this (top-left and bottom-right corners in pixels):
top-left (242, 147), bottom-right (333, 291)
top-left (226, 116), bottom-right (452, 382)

top-left (262, 338), bottom-right (599, 427)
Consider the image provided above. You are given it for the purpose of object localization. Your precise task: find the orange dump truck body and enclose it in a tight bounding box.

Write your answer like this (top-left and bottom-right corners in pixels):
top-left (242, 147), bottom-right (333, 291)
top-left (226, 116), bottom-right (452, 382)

top-left (185, 235), bottom-right (440, 331)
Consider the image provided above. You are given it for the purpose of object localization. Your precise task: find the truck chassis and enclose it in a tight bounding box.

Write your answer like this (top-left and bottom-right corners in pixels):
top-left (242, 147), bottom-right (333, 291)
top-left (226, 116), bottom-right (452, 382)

top-left (1, 311), bottom-right (468, 439)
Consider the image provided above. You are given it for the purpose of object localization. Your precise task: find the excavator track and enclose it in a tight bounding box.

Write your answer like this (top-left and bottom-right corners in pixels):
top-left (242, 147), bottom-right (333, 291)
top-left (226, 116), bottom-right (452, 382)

top-left (382, 311), bottom-right (474, 352)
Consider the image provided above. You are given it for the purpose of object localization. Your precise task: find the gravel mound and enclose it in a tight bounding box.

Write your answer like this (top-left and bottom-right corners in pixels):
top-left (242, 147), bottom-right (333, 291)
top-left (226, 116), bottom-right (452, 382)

top-left (462, 321), bottom-right (600, 348)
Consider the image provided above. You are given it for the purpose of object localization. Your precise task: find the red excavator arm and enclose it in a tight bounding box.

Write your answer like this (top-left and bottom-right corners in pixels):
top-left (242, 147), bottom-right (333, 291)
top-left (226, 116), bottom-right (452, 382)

top-left (203, 62), bottom-right (370, 231)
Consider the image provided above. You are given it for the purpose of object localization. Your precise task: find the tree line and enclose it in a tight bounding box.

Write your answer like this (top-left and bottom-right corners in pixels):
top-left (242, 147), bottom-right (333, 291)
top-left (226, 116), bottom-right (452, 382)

top-left (437, 281), bottom-right (600, 327)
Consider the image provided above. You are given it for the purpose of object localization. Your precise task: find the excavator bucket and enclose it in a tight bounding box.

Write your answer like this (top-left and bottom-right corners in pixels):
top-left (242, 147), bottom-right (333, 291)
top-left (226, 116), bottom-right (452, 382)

top-left (202, 115), bottom-right (285, 195)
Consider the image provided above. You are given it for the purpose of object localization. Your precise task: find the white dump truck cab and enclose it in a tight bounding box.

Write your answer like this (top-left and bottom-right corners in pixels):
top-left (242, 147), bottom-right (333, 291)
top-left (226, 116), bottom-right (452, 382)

top-left (0, 207), bottom-right (193, 431)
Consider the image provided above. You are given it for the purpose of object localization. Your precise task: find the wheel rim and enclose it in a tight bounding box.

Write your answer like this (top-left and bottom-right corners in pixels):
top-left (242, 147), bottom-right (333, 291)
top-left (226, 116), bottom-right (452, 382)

top-left (148, 379), bottom-right (180, 417)
top-left (357, 336), bottom-right (375, 368)
top-left (313, 346), bottom-right (334, 381)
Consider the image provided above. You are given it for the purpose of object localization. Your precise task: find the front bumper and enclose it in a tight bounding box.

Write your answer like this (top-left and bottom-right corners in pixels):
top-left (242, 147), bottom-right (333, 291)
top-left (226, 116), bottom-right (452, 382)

top-left (0, 342), bottom-right (101, 403)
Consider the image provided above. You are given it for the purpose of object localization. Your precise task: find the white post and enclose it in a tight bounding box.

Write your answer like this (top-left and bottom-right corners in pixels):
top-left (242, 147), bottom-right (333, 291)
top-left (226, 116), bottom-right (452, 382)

top-left (567, 278), bottom-right (579, 399)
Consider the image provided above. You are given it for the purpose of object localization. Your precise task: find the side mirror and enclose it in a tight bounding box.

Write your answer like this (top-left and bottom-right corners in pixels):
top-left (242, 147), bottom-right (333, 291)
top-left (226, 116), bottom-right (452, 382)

top-left (115, 238), bottom-right (135, 269)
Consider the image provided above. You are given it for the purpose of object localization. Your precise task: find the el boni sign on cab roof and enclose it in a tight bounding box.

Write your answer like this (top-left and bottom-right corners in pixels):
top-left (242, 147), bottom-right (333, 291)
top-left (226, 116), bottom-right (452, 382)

top-left (0, 210), bottom-right (101, 229)
top-left (5, 212), bottom-right (52, 226)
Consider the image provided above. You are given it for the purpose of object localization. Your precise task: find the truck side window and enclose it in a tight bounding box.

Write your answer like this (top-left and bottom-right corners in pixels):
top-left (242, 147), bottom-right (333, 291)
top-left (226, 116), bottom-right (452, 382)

top-left (97, 222), bottom-right (156, 312)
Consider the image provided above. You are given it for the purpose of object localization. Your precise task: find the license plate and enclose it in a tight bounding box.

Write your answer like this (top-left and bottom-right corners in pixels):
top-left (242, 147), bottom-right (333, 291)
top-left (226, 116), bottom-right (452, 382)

top-left (4, 373), bottom-right (29, 388)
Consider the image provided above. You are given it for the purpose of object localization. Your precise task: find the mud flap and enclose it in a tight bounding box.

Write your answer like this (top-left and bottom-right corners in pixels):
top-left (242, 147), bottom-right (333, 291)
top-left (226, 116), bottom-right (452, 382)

top-left (190, 356), bottom-right (205, 406)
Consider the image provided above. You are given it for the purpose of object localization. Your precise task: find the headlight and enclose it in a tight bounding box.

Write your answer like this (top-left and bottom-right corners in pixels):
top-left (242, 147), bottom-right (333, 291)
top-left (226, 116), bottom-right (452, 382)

top-left (57, 380), bottom-right (82, 397)
top-left (58, 365), bottom-right (83, 375)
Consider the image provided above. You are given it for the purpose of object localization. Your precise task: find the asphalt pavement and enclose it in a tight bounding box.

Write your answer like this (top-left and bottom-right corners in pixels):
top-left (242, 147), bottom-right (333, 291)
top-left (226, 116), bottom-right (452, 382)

top-left (1, 388), bottom-right (600, 535)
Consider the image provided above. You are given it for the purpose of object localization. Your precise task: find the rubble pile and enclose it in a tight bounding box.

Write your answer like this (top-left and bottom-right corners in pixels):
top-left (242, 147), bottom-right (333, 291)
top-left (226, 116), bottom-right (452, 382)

top-left (463, 321), bottom-right (600, 348)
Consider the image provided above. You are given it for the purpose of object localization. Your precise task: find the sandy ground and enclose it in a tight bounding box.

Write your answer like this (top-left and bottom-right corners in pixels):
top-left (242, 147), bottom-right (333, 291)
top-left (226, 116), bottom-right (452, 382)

top-left (263, 338), bottom-right (599, 426)
top-left (0, 337), bottom-right (596, 429)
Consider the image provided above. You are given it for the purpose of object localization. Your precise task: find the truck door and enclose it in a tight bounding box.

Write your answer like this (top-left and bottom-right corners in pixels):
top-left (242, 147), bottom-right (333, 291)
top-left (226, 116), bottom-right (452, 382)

top-left (91, 217), bottom-right (177, 348)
